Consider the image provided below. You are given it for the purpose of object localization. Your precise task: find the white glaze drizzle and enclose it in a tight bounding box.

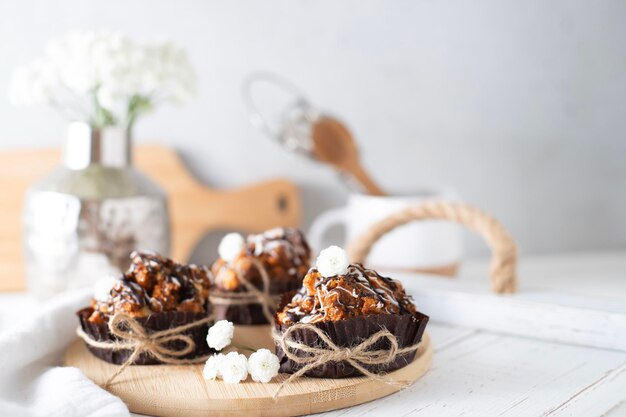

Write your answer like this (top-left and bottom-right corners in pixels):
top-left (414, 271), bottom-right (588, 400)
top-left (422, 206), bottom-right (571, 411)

top-left (246, 228), bottom-right (308, 265)
top-left (282, 264), bottom-right (409, 324)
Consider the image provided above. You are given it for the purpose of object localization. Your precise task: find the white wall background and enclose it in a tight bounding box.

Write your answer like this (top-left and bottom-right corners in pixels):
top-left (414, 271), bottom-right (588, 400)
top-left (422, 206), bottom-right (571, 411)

top-left (0, 0), bottom-right (624, 257)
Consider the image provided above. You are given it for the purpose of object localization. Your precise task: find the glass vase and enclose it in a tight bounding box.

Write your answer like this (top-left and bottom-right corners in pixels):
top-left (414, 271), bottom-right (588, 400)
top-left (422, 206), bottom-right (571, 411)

top-left (22, 122), bottom-right (170, 298)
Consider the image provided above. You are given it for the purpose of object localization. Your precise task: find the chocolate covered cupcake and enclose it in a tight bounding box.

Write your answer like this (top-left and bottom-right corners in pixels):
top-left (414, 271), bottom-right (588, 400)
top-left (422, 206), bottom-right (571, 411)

top-left (210, 227), bottom-right (311, 324)
top-left (275, 246), bottom-right (428, 378)
top-left (77, 251), bottom-right (213, 365)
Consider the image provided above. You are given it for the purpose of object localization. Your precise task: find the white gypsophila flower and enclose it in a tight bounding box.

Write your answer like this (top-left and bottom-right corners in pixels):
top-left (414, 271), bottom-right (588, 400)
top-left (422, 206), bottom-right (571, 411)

top-left (47, 31), bottom-right (98, 95)
top-left (218, 233), bottom-right (245, 263)
top-left (316, 245), bottom-right (350, 277)
top-left (203, 353), bottom-right (224, 380)
top-left (220, 352), bottom-right (248, 384)
top-left (9, 58), bottom-right (57, 107)
top-left (248, 348), bottom-right (280, 383)
top-left (143, 41), bottom-right (196, 104)
top-left (206, 320), bottom-right (235, 351)
top-left (93, 275), bottom-right (121, 301)
top-left (8, 30), bottom-right (196, 127)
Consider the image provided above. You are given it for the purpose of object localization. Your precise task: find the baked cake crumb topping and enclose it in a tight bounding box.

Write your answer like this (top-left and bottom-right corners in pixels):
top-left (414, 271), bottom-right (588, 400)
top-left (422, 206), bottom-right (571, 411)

top-left (276, 263), bottom-right (417, 325)
top-left (211, 227), bottom-right (311, 292)
top-left (88, 251), bottom-right (211, 324)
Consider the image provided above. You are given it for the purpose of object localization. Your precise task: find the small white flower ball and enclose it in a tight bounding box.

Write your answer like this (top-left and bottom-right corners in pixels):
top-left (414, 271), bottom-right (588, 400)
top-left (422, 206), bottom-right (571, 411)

top-left (316, 245), bottom-right (349, 278)
top-left (218, 233), bottom-right (245, 263)
top-left (220, 352), bottom-right (249, 384)
top-left (248, 348), bottom-right (280, 383)
top-left (206, 320), bottom-right (234, 351)
top-left (203, 353), bottom-right (224, 380)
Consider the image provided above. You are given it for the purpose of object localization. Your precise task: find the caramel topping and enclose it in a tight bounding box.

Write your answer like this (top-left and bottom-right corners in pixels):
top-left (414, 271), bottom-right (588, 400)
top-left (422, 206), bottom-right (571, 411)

top-left (211, 228), bottom-right (311, 292)
top-left (88, 251), bottom-right (211, 324)
top-left (276, 264), bottom-right (417, 325)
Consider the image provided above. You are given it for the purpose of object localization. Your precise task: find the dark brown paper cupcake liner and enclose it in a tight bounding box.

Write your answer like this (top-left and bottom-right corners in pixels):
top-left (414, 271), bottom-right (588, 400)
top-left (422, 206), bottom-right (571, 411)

top-left (212, 280), bottom-right (302, 325)
top-left (275, 312), bottom-right (429, 378)
top-left (77, 307), bottom-right (213, 365)
top-left (212, 302), bottom-right (273, 325)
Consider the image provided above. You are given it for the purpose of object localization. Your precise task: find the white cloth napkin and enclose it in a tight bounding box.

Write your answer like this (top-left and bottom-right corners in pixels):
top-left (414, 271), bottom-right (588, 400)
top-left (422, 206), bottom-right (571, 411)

top-left (0, 289), bottom-right (130, 417)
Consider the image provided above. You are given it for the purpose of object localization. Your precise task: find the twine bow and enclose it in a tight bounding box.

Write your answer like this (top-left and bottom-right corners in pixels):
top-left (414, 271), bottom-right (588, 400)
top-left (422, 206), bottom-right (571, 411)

top-left (272, 323), bottom-right (421, 398)
top-left (209, 257), bottom-right (278, 323)
top-left (77, 312), bottom-right (212, 388)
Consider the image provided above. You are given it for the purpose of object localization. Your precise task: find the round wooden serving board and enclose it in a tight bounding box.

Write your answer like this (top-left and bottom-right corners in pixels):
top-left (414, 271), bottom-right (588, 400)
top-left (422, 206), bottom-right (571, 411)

top-left (64, 325), bottom-right (432, 417)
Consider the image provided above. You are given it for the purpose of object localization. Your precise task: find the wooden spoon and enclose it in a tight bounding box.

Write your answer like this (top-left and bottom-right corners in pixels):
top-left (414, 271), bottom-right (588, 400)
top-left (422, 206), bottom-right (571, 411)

top-left (311, 116), bottom-right (385, 196)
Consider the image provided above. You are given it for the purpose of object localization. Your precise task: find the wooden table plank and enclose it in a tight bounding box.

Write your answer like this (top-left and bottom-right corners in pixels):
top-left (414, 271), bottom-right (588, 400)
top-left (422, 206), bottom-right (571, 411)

top-left (316, 328), bottom-right (626, 417)
top-left (544, 361), bottom-right (626, 417)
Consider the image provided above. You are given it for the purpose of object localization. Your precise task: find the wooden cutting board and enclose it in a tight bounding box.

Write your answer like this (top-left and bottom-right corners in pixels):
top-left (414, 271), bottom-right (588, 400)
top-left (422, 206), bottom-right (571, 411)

top-left (64, 325), bottom-right (432, 417)
top-left (0, 145), bottom-right (300, 292)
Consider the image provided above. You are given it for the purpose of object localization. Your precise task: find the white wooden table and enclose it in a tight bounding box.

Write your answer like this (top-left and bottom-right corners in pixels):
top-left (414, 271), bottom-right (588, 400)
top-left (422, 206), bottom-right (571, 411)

top-left (2, 251), bottom-right (624, 417)
top-left (316, 251), bottom-right (626, 417)
top-left (317, 322), bottom-right (626, 416)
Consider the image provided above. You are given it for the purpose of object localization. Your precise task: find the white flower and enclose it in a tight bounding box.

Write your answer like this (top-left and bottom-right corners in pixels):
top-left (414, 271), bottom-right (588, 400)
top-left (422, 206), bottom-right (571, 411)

top-left (9, 59), bottom-right (57, 107)
top-left (93, 275), bottom-right (121, 301)
top-left (218, 233), bottom-right (245, 263)
top-left (8, 30), bottom-right (196, 128)
top-left (203, 353), bottom-right (224, 380)
top-left (316, 245), bottom-right (349, 277)
top-left (206, 320), bottom-right (234, 351)
top-left (248, 349), bottom-right (280, 383)
top-left (220, 352), bottom-right (248, 384)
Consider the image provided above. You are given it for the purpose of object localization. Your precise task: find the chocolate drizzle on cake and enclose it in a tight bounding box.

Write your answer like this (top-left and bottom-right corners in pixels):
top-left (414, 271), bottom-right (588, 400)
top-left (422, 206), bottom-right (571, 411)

top-left (276, 263), bottom-right (417, 325)
top-left (247, 227), bottom-right (310, 269)
top-left (88, 251), bottom-right (211, 325)
top-left (211, 227), bottom-right (311, 292)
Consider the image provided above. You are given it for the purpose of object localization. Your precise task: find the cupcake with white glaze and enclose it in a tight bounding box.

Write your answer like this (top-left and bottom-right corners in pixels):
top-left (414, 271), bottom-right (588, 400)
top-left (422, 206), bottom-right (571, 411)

top-left (274, 246), bottom-right (429, 378)
top-left (210, 227), bottom-right (311, 324)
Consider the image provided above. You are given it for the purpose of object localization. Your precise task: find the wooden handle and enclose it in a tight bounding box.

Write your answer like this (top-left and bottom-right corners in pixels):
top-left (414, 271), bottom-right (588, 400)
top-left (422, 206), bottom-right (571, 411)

top-left (346, 201), bottom-right (518, 294)
top-left (136, 146), bottom-right (301, 262)
top-left (213, 180), bottom-right (300, 230)
top-left (343, 160), bottom-right (386, 196)
top-left (311, 116), bottom-right (385, 196)
top-left (170, 179), bottom-right (300, 263)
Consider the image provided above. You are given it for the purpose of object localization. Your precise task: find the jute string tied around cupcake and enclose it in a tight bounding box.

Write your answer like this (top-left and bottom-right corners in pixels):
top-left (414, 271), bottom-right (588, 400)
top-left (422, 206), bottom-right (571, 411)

top-left (272, 200), bottom-right (518, 398)
top-left (208, 257), bottom-right (279, 323)
top-left (76, 312), bottom-right (213, 388)
top-left (272, 324), bottom-right (422, 398)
